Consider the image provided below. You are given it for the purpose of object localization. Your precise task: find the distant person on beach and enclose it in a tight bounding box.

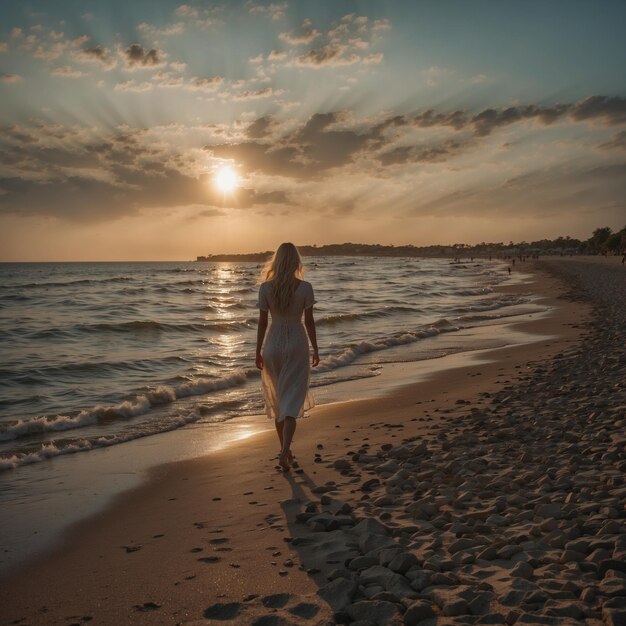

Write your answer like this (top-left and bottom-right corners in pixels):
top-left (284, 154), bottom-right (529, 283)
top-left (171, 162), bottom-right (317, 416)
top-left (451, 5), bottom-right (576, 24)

top-left (256, 242), bottom-right (319, 471)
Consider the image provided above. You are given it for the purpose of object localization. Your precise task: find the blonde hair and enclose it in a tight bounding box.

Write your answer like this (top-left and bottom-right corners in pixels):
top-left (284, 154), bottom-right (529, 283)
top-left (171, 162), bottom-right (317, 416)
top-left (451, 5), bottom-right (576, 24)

top-left (262, 242), bottom-right (304, 311)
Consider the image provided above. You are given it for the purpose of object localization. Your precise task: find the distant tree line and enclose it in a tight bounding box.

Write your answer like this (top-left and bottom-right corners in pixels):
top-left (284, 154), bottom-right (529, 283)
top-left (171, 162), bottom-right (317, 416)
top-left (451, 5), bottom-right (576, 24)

top-left (196, 225), bottom-right (626, 261)
top-left (581, 226), bottom-right (626, 255)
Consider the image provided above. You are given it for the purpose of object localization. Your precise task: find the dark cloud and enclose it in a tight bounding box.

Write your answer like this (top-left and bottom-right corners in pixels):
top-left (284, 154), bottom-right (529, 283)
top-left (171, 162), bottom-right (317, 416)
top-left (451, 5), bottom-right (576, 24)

top-left (207, 112), bottom-right (376, 178)
top-left (205, 95), bottom-right (626, 179)
top-left (598, 130), bottom-right (626, 151)
top-left (75, 45), bottom-right (116, 69)
top-left (124, 43), bottom-right (164, 68)
top-left (377, 140), bottom-right (466, 166)
top-left (246, 116), bottom-right (276, 139)
top-left (189, 75), bottom-right (223, 90)
top-left (570, 96), bottom-right (626, 125)
top-left (413, 110), bottom-right (467, 130)
top-left (457, 97), bottom-right (624, 136)
top-left (377, 97), bottom-right (626, 139)
top-left (470, 104), bottom-right (570, 136)
top-left (294, 45), bottom-right (358, 67)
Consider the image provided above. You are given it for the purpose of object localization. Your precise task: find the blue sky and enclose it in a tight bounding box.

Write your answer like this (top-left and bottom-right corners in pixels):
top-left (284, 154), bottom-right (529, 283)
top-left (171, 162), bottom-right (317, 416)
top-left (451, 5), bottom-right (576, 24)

top-left (1, 0), bottom-right (625, 260)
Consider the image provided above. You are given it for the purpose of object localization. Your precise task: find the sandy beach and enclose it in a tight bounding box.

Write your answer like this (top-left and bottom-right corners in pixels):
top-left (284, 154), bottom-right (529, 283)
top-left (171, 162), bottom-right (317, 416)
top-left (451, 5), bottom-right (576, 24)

top-left (1, 256), bottom-right (624, 626)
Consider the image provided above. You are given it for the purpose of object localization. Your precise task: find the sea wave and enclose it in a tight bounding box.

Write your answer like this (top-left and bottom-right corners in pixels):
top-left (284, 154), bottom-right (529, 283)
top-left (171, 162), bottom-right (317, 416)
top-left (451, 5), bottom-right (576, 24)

top-left (0, 411), bottom-right (203, 471)
top-left (20, 318), bottom-right (256, 339)
top-left (1, 276), bottom-right (133, 290)
top-left (0, 369), bottom-right (257, 443)
top-left (0, 355), bottom-right (189, 382)
top-left (317, 306), bottom-right (419, 325)
top-left (316, 318), bottom-right (459, 372)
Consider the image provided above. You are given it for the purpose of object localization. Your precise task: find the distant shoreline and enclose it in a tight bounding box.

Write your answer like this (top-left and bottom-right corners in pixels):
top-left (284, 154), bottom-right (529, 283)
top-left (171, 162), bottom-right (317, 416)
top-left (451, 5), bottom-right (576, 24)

top-left (196, 241), bottom-right (589, 262)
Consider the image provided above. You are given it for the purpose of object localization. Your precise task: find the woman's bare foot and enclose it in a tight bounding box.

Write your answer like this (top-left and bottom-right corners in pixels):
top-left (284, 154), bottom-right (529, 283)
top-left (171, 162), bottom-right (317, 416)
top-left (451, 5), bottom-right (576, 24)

top-left (278, 452), bottom-right (291, 472)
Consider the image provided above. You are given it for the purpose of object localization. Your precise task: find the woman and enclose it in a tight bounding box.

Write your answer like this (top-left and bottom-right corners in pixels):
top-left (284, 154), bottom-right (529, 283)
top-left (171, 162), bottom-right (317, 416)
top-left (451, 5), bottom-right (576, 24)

top-left (256, 242), bottom-right (319, 471)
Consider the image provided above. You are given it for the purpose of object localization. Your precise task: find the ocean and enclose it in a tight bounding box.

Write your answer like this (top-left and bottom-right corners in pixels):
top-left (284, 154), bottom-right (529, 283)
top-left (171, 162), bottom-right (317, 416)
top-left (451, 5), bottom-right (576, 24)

top-left (0, 257), bottom-right (538, 471)
top-left (0, 256), bottom-right (544, 573)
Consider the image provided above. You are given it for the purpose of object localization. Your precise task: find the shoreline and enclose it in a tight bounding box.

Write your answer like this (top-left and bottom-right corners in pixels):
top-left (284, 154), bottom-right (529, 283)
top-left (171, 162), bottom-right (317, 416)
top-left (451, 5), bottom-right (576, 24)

top-left (0, 258), bottom-right (607, 624)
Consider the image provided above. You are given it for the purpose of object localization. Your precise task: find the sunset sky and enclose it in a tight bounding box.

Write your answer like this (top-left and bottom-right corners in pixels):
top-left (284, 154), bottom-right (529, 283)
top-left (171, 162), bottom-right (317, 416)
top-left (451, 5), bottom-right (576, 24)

top-left (1, 0), bottom-right (625, 261)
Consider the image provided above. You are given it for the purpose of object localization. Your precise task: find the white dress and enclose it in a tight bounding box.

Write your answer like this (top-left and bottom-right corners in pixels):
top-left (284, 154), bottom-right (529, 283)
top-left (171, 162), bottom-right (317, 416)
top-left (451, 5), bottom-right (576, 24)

top-left (258, 280), bottom-right (315, 422)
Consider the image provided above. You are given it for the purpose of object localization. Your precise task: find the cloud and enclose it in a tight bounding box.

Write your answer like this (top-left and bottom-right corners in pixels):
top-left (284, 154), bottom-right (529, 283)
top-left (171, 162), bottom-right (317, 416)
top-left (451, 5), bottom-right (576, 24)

top-left (232, 87), bottom-right (282, 100)
top-left (206, 111), bottom-right (379, 178)
top-left (52, 66), bottom-right (84, 78)
top-left (469, 104), bottom-right (570, 136)
top-left (114, 80), bottom-right (153, 92)
top-left (30, 31), bottom-right (89, 61)
top-left (377, 139), bottom-right (467, 166)
top-left (278, 19), bottom-right (319, 45)
top-left (363, 53), bottom-right (383, 64)
top-left (188, 75), bottom-right (223, 91)
top-left (0, 73), bottom-right (22, 83)
top-left (294, 45), bottom-right (360, 68)
top-left (0, 124), bottom-right (292, 221)
top-left (403, 96), bottom-right (626, 137)
top-left (74, 45), bottom-right (117, 69)
top-left (246, 116), bottom-right (277, 139)
top-left (245, 1), bottom-right (287, 21)
top-left (570, 95), bottom-right (626, 125)
top-left (598, 130), bottom-right (626, 151)
top-left (268, 49), bottom-right (287, 61)
top-left (267, 13), bottom-right (388, 69)
top-left (137, 22), bottom-right (185, 37)
top-left (123, 43), bottom-right (166, 68)
top-left (175, 5), bottom-right (199, 18)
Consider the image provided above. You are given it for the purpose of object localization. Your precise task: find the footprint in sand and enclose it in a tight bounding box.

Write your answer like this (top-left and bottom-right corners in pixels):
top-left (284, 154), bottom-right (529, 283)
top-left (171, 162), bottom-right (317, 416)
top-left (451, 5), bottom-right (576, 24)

top-left (203, 602), bottom-right (241, 620)
top-left (190, 547), bottom-right (203, 553)
top-left (134, 602), bottom-right (161, 612)
top-left (123, 545), bottom-right (142, 553)
top-left (208, 537), bottom-right (229, 544)
top-left (261, 593), bottom-right (291, 609)
top-left (289, 603), bottom-right (320, 619)
top-left (197, 556), bottom-right (220, 564)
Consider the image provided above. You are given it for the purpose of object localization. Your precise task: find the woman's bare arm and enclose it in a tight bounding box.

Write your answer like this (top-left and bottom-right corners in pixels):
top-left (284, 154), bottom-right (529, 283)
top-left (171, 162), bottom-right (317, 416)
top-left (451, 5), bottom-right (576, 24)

top-left (304, 307), bottom-right (319, 367)
top-left (255, 309), bottom-right (268, 369)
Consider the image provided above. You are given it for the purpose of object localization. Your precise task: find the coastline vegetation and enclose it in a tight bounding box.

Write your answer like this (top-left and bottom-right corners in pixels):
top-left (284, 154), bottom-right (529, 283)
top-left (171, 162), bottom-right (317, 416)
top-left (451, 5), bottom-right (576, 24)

top-left (197, 225), bottom-right (626, 262)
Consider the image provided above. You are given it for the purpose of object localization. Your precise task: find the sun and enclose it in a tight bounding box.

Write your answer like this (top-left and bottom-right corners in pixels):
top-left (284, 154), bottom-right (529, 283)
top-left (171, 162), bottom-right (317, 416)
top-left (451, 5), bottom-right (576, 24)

top-left (215, 166), bottom-right (238, 193)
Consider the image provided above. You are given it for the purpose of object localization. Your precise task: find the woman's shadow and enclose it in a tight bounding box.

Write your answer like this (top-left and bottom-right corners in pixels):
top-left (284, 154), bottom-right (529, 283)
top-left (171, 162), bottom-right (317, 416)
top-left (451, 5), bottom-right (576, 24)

top-left (278, 464), bottom-right (359, 590)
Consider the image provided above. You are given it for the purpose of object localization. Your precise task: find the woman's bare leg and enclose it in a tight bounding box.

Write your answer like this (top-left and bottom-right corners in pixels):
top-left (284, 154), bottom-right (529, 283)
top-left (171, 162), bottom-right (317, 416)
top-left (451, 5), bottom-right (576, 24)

top-left (280, 417), bottom-right (296, 468)
top-left (275, 418), bottom-right (295, 462)
top-left (274, 418), bottom-right (284, 449)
